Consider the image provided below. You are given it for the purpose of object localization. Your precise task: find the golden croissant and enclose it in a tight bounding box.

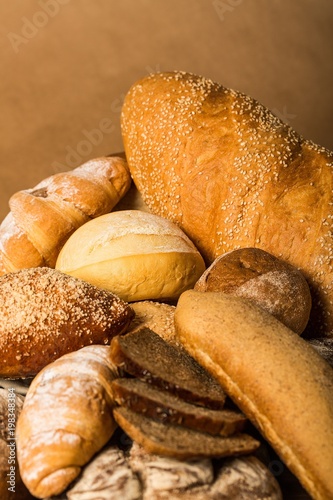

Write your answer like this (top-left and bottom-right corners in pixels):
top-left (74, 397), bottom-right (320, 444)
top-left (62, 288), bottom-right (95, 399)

top-left (16, 345), bottom-right (120, 498)
top-left (0, 155), bottom-right (131, 275)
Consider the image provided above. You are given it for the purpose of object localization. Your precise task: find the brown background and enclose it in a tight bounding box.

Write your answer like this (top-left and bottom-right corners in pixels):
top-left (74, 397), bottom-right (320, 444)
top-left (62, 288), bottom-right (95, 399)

top-left (1, 0), bottom-right (333, 220)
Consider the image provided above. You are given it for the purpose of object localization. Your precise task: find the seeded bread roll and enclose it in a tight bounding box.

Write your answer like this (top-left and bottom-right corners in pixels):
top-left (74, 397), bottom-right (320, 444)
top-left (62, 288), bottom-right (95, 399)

top-left (195, 248), bottom-right (312, 334)
top-left (175, 290), bottom-right (333, 500)
top-left (0, 267), bottom-right (133, 378)
top-left (121, 71), bottom-right (333, 336)
top-left (56, 210), bottom-right (205, 302)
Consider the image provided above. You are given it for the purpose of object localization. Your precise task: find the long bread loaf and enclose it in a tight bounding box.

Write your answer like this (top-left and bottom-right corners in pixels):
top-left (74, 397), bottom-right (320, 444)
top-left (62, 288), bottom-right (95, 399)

top-left (121, 71), bottom-right (333, 336)
top-left (174, 290), bottom-right (333, 500)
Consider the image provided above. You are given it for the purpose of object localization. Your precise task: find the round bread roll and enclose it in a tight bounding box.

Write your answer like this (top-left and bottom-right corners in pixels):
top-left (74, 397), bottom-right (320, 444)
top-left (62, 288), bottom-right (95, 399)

top-left (56, 210), bottom-right (205, 302)
top-left (194, 248), bottom-right (312, 335)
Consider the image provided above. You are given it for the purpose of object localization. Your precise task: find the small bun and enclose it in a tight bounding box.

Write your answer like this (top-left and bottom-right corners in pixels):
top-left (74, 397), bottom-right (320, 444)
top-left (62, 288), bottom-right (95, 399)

top-left (56, 210), bottom-right (205, 302)
top-left (194, 247), bottom-right (311, 334)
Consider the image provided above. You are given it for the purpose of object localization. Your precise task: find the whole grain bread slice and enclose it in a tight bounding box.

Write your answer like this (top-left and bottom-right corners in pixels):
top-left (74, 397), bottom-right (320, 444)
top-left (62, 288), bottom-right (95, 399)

top-left (111, 377), bottom-right (246, 436)
top-left (113, 406), bottom-right (260, 460)
top-left (110, 328), bottom-right (226, 409)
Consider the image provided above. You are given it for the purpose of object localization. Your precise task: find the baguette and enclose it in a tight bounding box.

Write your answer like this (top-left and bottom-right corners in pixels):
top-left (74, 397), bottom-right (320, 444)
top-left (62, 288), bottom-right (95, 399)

top-left (174, 290), bottom-right (333, 500)
top-left (121, 71), bottom-right (333, 336)
top-left (16, 345), bottom-right (120, 499)
top-left (0, 155), bottom-right (131, 275)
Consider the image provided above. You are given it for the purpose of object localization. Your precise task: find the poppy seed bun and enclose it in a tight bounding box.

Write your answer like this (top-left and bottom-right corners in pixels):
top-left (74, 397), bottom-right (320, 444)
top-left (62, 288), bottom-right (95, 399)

top-left (56, 210), bottom-right (205, 302)
top-left (194, 248), bottom-right (311, 334)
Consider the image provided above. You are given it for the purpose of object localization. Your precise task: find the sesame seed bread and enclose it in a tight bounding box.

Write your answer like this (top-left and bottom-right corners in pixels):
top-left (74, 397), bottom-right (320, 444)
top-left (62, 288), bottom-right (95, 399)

top-left (174, 290), bottom-right (333, 500)
top-left (194, 247), bottom-right (312, 334)
top-left (0, 267), bottom-right (134, 378)
top-left (121, 71), bottom-right (333, 336)
top-left (56, 210), bottom-right (205, 302)
top-left (0, 156), bottom-right (131, 275)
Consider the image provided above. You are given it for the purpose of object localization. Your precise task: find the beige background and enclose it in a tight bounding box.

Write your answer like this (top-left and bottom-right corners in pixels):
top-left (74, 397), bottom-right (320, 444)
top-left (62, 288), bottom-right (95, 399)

top-left (1, 0), bottom-right (332, 220)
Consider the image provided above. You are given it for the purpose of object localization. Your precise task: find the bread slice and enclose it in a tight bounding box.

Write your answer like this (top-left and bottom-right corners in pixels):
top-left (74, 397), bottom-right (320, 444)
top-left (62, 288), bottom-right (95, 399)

top-left (113, 406), bottom-right (259, 460)
top-left (111, 377), bottom-right (246, 436)
top-left (110, 328), bottom-right (226, 409)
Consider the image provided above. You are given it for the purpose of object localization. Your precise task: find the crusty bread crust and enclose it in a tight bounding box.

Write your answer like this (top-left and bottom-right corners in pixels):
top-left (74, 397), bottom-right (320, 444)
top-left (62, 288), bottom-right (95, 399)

top-left (121, 71), bottom-right (333, 336)
top-left (175, 290), bottom-right (333, 500)
top-left (0, 267), bottom-right (134, 378)
top-left (194, 248), bottom-right (312, 334)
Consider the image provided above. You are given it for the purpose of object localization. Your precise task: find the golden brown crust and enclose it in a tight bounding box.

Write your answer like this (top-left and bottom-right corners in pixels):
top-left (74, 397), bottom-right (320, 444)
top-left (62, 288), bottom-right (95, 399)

top-left (128, 300), bottom-right (178, 345)
top-left (194, 248), bottom-right (312, 334)
top-left (0, 156), bottom-right (131, 273)
top-left (174, 290), bottom-right (333, 500)
top-left (16, 345), bottom-right (120, 498)
top-left (0, 267), bottom-right (134, 378)
top-left (121, 71), bottom-right (333, 336)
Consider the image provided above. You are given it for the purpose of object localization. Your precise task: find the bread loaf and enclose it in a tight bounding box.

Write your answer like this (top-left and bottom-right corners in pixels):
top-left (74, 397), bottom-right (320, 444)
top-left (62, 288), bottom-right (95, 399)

top-left (16, 345), bottom-right (120, 498)
top-left (121, 71), bottom-right (333, 336)
top-left (174, 290), bottom-right (333, 500)
top-left (0, 267), bottom-right (133, 378)
top-left (127, 301), bottom-right (177, 345)
top-left (129, 442), bottom-right (282, 499)
top-left (59, 440), bottom-right (282, 499)
top-left (111, 377), bottom-right (247, 436)
top-left (194, 247), bottom-right (312, 334)
top-left (113, 407), bottom-right (259, 460)
top-left (110, 328), bottom-right (226, 409)
top-left (0, 155), bottom-right (131, 275)
top-left (56, 210), bottom-right (205, 302)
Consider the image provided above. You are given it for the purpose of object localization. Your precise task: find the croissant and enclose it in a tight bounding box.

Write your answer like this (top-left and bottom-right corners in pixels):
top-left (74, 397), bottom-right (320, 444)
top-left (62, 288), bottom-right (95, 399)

top-left (16, 345), bottom-right (120, 499)
top-left (0, 155), bottom-right (131, 275)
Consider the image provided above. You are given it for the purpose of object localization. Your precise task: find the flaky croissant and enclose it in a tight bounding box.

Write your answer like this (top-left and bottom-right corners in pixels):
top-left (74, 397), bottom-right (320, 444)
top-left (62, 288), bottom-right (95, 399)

top-left (16, 345), bottom-right (120, 499)
top-left (0, 155), bottom-right (131, 275)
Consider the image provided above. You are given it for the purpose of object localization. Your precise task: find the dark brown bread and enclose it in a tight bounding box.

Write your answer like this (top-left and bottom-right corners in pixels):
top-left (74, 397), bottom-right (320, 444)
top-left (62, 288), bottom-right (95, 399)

top-left (0, 267), bottom-right (134, 378)
top-left (110, 328), bottom-right (226, 409)
top-left (195, 248), bottom-right (312, 334)
top-left (111, 377), bottom-right (246, 436)
top-left (113, 406), bottom-right (260, 460)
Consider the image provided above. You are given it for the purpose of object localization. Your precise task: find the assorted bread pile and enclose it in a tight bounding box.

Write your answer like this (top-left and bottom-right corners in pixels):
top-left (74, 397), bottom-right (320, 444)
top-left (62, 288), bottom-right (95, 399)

top-left (0, 71), bottom-right (333, 500)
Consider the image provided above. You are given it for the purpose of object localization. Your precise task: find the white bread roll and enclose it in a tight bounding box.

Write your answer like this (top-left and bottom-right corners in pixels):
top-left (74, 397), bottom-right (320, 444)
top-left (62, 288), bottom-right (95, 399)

top-left (56, 210), bottom-right (205, 302)
top-left (174, 290), bottom-right (333, 500)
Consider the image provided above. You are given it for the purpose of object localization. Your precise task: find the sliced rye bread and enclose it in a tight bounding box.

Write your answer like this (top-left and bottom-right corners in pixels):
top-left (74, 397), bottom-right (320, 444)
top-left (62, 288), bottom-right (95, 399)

top-left (113, 406), bottom-right (260, 460)
top-left (111, 377), bottom-right (247, 436)
top-left (110, 328), bottom-right (226, 410)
